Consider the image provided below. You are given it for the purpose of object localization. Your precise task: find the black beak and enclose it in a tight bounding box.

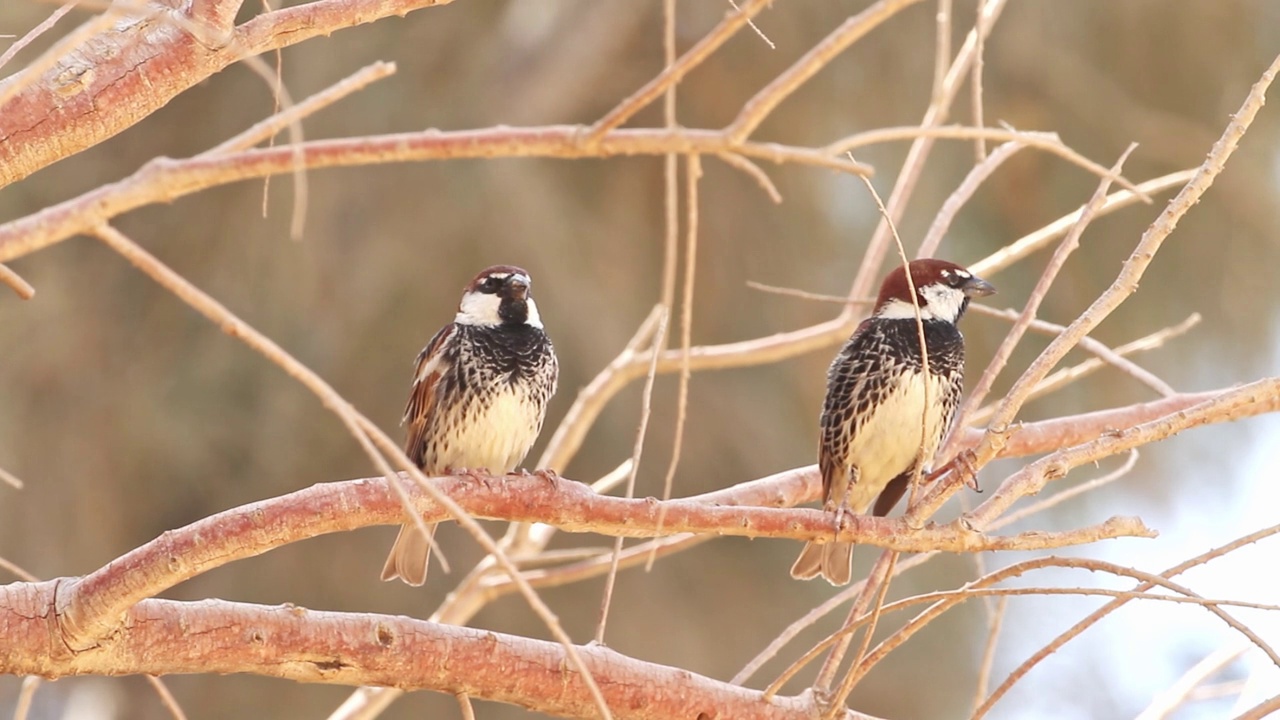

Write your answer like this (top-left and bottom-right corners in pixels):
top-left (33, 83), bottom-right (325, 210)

top-left (962, 275), bottom-right (996, 298)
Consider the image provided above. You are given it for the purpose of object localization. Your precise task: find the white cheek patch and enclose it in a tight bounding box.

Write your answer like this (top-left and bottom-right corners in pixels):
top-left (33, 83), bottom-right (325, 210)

top-left (524, 298), bottom-right (544, 329)
top-left (920, 284), bottom-right (967, 323)
top-left (456, 291), bottom-right (503, 326)
top-left (875, 285), bottom-right (967, 323)
top-left (454, 290), bottom-right (544, 328)
top-left (876, 297), bottom-right (940, 321)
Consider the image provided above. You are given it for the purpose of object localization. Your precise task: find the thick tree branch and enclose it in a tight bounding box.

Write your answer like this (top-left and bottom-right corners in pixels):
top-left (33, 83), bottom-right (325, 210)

top-left (964, 377), bottom-right (1280, 529)
top-left (42, 379), bottom-right (1276, 654)
top-left (0, 0), bottom-right (452, 186)
top-left (1, 587), bottom-right (838, 720)
top-left (53, 472), bottom-right (1152, 651)
top-left (50, 386), bottom-right (1229, 649)
top-left (0, 126), bottom-right (869, 264)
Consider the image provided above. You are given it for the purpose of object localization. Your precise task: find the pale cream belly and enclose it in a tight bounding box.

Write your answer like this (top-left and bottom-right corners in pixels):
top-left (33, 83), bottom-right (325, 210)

top-left (842, 371), bottom-right (949, 513)
top-left (433, 390), bottom-right (543, 473)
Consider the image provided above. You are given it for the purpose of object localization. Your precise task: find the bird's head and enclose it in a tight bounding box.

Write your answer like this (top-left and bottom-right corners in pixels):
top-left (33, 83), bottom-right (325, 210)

top-left (873, 259), bottom-right (995, 324)
top-left (456, 265), bottom-right (543, 328)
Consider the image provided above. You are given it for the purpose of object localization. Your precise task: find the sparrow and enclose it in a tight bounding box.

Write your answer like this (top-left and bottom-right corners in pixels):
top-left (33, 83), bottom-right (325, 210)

top-left (791, 259), bottom-right (995, 585)
top-left (381, 265), bottom-right (559, 586)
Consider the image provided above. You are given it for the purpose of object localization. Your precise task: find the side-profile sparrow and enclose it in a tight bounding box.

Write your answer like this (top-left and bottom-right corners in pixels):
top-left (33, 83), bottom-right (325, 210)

top-left (791, 259), bottom-right (994, 586)
top-left (381, 265), bottom-right (559, 586)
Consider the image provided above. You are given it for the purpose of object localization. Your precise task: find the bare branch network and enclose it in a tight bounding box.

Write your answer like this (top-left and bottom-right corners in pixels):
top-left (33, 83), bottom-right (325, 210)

top-left (3, 0), bottom-right (1280, 719)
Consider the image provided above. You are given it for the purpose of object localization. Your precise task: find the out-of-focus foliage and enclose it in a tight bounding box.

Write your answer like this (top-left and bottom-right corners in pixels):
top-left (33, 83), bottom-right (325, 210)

top-left (2, 1), bottom-right (1277, 718)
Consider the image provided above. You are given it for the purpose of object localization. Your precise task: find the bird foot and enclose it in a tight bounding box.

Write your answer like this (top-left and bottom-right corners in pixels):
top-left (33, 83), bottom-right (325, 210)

top-left (927, 451), bottom-right (981, 492)
top-left (953, 450), bottom-right (981, 492)
top-left (454, 466), bottom-right (495, 489)
top-left (829, 499), bottom-right (855, 540)
top-left (533, 468), bottom-right (561, 488)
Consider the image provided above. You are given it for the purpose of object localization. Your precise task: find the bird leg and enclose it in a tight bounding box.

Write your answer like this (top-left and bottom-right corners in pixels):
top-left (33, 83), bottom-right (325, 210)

top-left (829, 494), bottom-right (857, 542)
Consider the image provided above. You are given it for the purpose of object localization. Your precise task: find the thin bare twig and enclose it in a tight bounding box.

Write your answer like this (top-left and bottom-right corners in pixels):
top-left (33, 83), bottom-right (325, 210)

top-left (1235, 694), bottom-right (1280, 720)
top-left (971, 596), bottom-right (1008, 713)
top-left (828, 553), bottom-right (898, 718)
top-left (850, 555), bottom-right (1278, 699)
top-left (716, 152), bottom-right (783, 202)
top-left (730, 0), bottom-right (776, 48)
top-left (771, 581), bottom-right (1276, 703)
top-left (932, 0), bottom-right (952, 108)
top-left (916, 141), bottom-right (1023, 258)
top-left (1135, 642), bottom-right (1249, 720)
top-left (973, 524), bottom-right (1280, 718)
top-left (455, 693), bottom-right (476, 720)
top-left (587, 0), bottom-right (773, 139)
top-left (968, 314), bottom-right (1200, 424)
top-left (745, 282), bottom-right (872, 306)
top-left (973, 170), bottom-right (1195, 278)
top-left (0, 556), bottom-right (39, 582)
top-left (967, 53), bottom-right (1280, 484)
top-left (13, 676), bottom-right (40, 720)
top-left (964, 378), bottom-right (1280, 532)
top-left (205, 61), bottom-right (397, 155)
top-left (0, 126), bottom-right (870, 265)
top-left (0, 2), bottom-right (76, 73)
top-left (994, 450), bottom-right (1139, 529)
top-left (970, 0), bottom-right (989, 160)
top-left (749, 452), bottom-right (1138, 693)
top-left (843, 0), bottom-right (1008, 315)
top-left (825, 126), bottom-right (1147, 199)
top-left (966, 305), bottom-right (1178, 397)
top-left (728, 0), bottom-right (926, 142)
top-left (950, 144), bottom-right (1136, 448)
top-left (595, 307), bottom-right (668, 644)
top-left (539, 306), bottom-right (666, 474)
top-left (0, 463), bottom-right (26, 489)
top-left (648, 155), bottom-right (701, 571)
top-left (0, 262), bottom-right (34, 299)
top-left (144, 675), bottom-right (191, 720)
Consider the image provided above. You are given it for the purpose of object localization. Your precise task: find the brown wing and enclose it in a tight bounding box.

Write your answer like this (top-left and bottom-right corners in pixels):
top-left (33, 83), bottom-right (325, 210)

top-left (872, 472), bottom-right (911, 516)
top-left (402, 324), bottom-right (455, 468)
top-left (818, 317), bottom-right (878, 507)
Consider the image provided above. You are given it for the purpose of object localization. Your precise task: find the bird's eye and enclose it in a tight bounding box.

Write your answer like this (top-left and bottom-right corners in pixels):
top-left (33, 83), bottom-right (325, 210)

top-left (481, 276), bottom-right (504, 292)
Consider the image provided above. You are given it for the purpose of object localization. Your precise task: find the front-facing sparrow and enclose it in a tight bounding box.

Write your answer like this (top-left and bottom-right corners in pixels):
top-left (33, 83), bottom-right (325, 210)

top-left (791, 259), bottom-right (995, 585)
top-left (381, 265), bottom-right (559, 586)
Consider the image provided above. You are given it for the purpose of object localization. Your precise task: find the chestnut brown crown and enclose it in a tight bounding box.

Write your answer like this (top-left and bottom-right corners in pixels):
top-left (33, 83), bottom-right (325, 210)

top-left (873, 259), bottom-right (995, 324)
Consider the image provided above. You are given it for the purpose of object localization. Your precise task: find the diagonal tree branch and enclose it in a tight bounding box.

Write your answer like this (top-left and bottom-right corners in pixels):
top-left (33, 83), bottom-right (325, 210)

top-left (1, 587), bottom-right (848, 720)
top-left (726, 0), bottom-right (924, 142)
top-left (52, 470), bottom-right (1155, 652)
top-left (0, 0), bottom-right (453, 186)
top-left (41, 378), bottom-right (1279, 654)
top-left (0, 126), bottom-right (869, 264)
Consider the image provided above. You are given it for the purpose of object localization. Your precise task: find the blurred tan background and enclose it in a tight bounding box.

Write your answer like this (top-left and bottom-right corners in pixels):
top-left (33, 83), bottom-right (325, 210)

top-left (3, 1), bottom-right (1279, 718)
